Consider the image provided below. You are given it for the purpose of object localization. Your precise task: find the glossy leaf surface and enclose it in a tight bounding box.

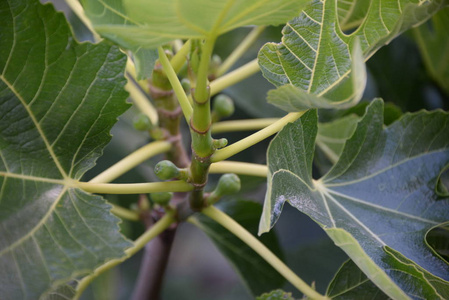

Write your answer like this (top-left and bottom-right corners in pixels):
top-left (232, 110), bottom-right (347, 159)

top-left (259, 0), bottom-right (447, 111)
top-left (194, 199), bottom-right (285, 296)
top-left (261, 100), bottom-right (449, 298)
top-left (0, 0), bottom-right (131, 298)
top-left (82, 0), bottom-right (309, 49)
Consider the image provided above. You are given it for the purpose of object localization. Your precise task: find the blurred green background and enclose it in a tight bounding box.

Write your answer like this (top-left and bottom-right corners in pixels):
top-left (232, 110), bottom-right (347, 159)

top-left (43, 1), bottom-right (448, 299)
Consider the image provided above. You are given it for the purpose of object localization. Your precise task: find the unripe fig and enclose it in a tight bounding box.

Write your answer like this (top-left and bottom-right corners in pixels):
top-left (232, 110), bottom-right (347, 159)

top-left (133, 114), bottom-right (152, 131)
top-left (213, 138), bottom-right (228, 149)
top-left (150, 192), bottom-right (173, 206)
top-left (154, 160), bottom-right (180, 180)
top-left (149, 127), bottom-right (165, 140)
top-left (213, 94), bottom-right (234, 119)
top-left (215, 173), bottom-right (241, 196)
top-left (207, 174), bottom-right (241, 205)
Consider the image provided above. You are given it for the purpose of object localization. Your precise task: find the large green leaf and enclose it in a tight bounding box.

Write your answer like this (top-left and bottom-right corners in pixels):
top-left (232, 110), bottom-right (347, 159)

top-left (383, 246), bottom-right (449, 299)
top-left (193, 199), bottom-right (285, 296)
top-left (260, 100), bottom-right (449, 298)
top-left (258, 0), bottom-right (447, 111)
top-left (0, 0), bottom-right (132, 298)
top-left (413, 7), bottom-right (449, 95)
top-left (316, 102), bottom-right (403, 168)
top-left (327, 259), bottom-right (388, 299)
top-left (82, 0), bottom-right (309, 50)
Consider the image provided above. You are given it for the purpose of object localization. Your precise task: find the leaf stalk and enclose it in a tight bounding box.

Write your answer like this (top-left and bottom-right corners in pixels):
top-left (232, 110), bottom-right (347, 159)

top-left (212, 112), bottom-right (305, 162)
top-left (90, 141), bottom-right (171, 183)
top-left (210, 59), bottom-right (260, 96)
top-left (157, 47), bottom-right (193, 121)
top-left (212, 118), bottom-right (279, 134)
top-left (209, 161), bottom-right (268, 177)
top-left (75, 212), bottom-right (176, 298)
top-left (200, 206), bottom-right (329, 300)
top-left (77, 181), bottom-right (193, 194)
top-left (217, 26), bottom-right (265, 76)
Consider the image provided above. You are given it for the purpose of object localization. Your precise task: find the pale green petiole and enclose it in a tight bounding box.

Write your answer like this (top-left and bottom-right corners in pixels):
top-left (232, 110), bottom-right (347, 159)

top-left (75, 212), bottom-right (176, 299)
top-left (170, 39), bottom-right (191, 73)
top-left (212, 118), bottom-right (279, 134)
top-left (125, 79), bottom-right (158, 125)
top-left (77, 180), bottom-right (193, 194)
top-left (210, 59), bottom-right (260, 96)
top-left (90, 141), bottom-right (171, 183)
top-left (158, 47), bottom-right (193, 121)
top-left (111, 204), bottom-right (140, 221)
top-left (217, 26), bottom-right (265, 76)
top-left (200, 206), bottom-right (329, 300)
top-left (211, 112), bottom-right (305, 162)
top-left (209, 161), bottom-right (268, 177)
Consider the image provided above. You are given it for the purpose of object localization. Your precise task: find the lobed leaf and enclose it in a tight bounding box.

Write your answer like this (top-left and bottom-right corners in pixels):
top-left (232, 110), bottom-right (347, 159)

top-left (315, 102), bottom-right (403, 174)
top-left (0, 0), bottom-right (132, 298)
top-left (258, 0), bottom-right (448, 111)
top-left (261, 99), bottom-right (449, 298)
top-left (82, 0), bottom-right (310, 50)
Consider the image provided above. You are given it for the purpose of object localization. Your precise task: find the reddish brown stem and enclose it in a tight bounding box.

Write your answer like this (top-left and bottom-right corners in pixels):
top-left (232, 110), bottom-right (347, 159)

top-left (131, 207), bottom-right (178, 300)
top-left (131, 59), bottom-right (191, 299)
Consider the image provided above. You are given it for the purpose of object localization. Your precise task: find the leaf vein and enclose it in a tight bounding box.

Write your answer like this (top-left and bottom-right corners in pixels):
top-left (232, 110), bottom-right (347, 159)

top-left (322, 189), bottom-right (386, 246)
top-left (325, 188), bottom-right (440, 225)
top-left (0, 187), bottom-right (68, 256)
top-left (0, 76), bottom-right (67, 178)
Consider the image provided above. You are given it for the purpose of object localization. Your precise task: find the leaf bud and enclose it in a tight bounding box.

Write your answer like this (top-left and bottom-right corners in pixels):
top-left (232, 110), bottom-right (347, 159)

top-left (213, 138), bottom-right (228, 149)
top-left (150, 192), bottom-right (173, 206)
top-left (213, 94), bottom-right (235, 120)
top-left (133, 114), bottom-right (153, 131)
top-left (154, 160), bottom-right (180, 180)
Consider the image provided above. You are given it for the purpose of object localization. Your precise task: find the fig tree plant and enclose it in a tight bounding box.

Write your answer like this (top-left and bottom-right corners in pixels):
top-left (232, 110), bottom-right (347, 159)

top-left (0, 0), bottom-right (448, 299)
